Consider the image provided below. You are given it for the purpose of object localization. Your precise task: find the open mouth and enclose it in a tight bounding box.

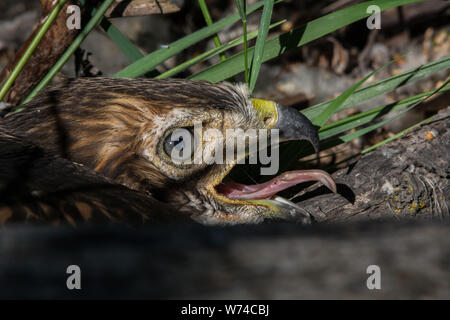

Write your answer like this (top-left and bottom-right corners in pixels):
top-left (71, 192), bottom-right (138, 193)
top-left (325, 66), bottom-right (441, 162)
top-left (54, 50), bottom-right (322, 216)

top-left (212, 100), bottom-right (337, 221)
top-left (215, 168), bottom-right (336, 201)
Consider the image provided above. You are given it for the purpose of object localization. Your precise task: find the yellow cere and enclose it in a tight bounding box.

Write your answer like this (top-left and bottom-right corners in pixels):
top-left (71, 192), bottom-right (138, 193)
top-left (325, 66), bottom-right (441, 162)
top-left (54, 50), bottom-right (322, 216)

top-left (251, 98), bottom-right (278, 128)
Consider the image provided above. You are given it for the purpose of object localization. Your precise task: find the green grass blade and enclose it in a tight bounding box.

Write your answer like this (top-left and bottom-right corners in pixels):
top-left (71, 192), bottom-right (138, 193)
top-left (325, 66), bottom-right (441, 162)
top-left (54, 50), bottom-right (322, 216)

top-left (235, 0), bottom-right (247, 21)
top-left (361, 115), bottom-right (434, 154)
top-left (236, 0), bottom-right (249, 83)
top-left (78, 0), bottom-right (143, 63)
top-left (359, 77), bottom-right (450, 153)
top-left (313, 71), bottom-right (377, 128)
top-left (304, 56), bottom-right (450, 121)
top-left (318, 85), bottom-right (450, 140)
top-left (242, 20), bottom-right (249, 83)
top-left (114, 0), bottom-right (276, 78)
top-left (22, 0), bottom-right (115, 104)
top-left (313, 54), bottom-right (408, 127)
top-left (198, 0), bottom-right (227, 61)
top-left (249, 0), bottom-right (274, 92)
top-left (313, 77), bottom-right (450, 157)
top-left (157, 20), bottom-right (284, 79)
top-left (297, 100), bottom-right (423, 160)
top-left (329, 103), bottom-right (420, 147)
top-left (332, 76), bottom-right (450, 164)
top-left (327, 115), bottom-right (434, 169)
top-left (0, 0), bottom-right (68, 102)
top-left (99, 19), bottom-right (143, 62)
top-left (299, 111), bottom-right (437, 168)
top-left (190, 0), bottom-right (423, 82)
top-left (331, 102), bottom-right (442, 168)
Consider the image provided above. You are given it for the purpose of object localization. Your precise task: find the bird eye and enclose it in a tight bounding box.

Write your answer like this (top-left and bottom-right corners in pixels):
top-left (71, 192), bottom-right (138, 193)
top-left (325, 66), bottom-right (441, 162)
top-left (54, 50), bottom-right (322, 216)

top-left (163, 127), bottom-right (195, 162)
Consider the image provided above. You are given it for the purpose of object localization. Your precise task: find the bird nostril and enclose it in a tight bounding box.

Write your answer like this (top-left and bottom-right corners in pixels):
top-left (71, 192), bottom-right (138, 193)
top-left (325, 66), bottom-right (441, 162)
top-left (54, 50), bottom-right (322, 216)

top-left (263, 116), bottom-right (273, 125)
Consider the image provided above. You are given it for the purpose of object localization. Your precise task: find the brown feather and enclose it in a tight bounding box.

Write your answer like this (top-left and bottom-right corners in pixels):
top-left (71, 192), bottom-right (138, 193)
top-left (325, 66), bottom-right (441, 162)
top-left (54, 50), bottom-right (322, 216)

top-left (3, 78), bottom-right (251, 192)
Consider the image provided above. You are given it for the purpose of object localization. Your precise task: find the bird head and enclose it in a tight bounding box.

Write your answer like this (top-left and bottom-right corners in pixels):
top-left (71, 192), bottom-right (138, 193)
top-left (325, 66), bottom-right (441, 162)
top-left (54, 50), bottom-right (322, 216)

top-left (5, 78), bottom-right (336, 225)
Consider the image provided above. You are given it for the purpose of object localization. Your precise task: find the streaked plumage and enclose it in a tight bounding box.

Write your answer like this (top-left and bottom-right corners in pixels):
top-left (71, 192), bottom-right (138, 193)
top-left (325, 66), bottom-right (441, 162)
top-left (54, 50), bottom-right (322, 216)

top-left (0, 78), bottom-right (336, 225)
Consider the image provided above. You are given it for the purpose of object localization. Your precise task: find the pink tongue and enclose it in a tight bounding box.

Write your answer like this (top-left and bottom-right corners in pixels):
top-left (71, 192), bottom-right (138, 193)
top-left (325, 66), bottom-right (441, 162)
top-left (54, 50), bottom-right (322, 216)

top-left (216, 169), bottom-right (336, 200)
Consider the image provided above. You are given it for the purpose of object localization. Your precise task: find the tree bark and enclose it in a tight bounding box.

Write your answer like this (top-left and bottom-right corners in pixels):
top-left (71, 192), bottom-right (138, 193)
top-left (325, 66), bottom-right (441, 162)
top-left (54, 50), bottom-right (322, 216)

top-left (297, 106), bottom-right (449, 223)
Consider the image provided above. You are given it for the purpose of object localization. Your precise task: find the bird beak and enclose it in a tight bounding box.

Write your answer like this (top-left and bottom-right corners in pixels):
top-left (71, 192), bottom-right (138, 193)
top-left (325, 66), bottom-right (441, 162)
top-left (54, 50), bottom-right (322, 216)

top-left (251, 99), bottom-right (320, 152)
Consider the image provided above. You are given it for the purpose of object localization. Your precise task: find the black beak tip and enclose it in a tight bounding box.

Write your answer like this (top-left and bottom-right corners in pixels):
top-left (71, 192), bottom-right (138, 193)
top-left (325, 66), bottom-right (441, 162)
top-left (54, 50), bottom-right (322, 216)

top-left (275, 104), bottom-right (321, 152)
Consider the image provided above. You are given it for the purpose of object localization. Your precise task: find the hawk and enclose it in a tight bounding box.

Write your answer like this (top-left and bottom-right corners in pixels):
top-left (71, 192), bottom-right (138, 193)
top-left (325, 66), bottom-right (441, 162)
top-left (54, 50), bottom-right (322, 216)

top-left (0, 78), bottom-right (336, 225)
